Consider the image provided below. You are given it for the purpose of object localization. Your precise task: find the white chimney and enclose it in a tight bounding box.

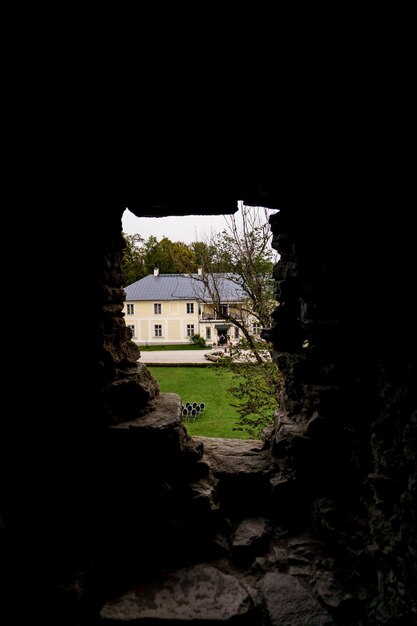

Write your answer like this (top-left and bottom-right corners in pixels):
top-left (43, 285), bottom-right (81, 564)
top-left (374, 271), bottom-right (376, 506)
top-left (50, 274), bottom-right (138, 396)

top-left (153, 268), bottom-right (159, 277)
top-left (197, 267), bottom-right (203, 276)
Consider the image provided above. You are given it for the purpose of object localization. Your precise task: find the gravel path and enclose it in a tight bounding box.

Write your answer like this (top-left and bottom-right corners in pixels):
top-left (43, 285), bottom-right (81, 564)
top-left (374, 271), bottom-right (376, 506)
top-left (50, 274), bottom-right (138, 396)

top-left (138, 348), bottom-right (224, 364)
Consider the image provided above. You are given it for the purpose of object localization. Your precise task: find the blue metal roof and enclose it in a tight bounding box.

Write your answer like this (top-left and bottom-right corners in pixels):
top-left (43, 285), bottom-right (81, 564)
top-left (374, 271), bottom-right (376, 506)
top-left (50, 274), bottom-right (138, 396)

top-left (124, 273), bottom-right (245, 302)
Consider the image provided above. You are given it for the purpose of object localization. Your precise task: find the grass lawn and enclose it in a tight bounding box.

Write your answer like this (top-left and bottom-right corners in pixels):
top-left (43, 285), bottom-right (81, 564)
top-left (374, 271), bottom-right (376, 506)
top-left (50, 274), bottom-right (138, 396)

top-left (147, 366), bottom-right (251, 440)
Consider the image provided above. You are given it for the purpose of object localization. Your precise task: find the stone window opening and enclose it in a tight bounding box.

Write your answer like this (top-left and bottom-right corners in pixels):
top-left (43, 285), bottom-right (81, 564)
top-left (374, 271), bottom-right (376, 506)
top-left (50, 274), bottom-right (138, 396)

top-left (119, 208), bottom-right (282, 446)
top-left (9, 198), bottom-right (412, 626)
top-left (5, 125), bottom-right (414, 626)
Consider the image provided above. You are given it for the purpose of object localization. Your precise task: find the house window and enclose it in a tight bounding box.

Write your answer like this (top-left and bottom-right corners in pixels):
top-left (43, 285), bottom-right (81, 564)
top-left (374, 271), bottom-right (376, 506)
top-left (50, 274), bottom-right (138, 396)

top-left (126, 303), bottom-right (134, 315)
top-left (127, 324), bottom-right (135, 338)
top-left (186, 324), bottom-right (195, 337)
top-left (220, 304), bottom-right (229, 318)
top-left (253, 323), bottom-right (261, 335)
top-left (206, 327), bottom-right (211, 340)
top-left (234, 327), bottom-right (240, 339)
top-left (154, 303), bottom-right (162, 314)
top-left (186, 302), bottom-right (194, 314)
top-left (154, 324), bottom-right (162, 337)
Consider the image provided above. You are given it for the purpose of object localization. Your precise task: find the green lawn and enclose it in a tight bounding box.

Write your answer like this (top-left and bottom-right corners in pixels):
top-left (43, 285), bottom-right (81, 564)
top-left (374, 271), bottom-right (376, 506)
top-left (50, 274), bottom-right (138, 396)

top-left (148, 366), bottom-right (251, 439)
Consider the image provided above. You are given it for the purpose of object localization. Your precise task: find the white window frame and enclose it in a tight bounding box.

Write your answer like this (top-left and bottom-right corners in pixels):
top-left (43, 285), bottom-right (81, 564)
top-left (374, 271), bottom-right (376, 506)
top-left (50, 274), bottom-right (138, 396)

top-left (127, 324), bottom-right (136, 338)
top-left (126, 303), bottom-right (134, 315)
top-left (154, 303), bottom-right (162, 314)
top-left (154, 324), bottom-right (163, 337)
top-left (253, 323), bottom-right (261, 335)
top-left (206, 327), bottom-right (211, 340)
top-left (186, 324), bottom-right (195, 337)
top-left (186, 302), bottom-right (194, 314)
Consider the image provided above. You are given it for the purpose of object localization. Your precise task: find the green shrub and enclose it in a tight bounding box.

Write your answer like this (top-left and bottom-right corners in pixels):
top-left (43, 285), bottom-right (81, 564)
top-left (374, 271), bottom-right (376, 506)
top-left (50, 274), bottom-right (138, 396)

top-left (189, 334), bottom-right (206, 348)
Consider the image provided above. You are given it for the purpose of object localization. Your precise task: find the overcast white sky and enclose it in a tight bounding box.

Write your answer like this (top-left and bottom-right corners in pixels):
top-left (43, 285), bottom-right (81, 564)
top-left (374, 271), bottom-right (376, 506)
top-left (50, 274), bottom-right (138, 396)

top-left (122, 207), bottom-right (242, 244)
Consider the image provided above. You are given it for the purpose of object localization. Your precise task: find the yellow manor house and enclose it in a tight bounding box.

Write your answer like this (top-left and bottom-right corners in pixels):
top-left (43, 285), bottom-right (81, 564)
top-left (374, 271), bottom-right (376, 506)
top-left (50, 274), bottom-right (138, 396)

top-left (123, 268), bottom-right (262, 346)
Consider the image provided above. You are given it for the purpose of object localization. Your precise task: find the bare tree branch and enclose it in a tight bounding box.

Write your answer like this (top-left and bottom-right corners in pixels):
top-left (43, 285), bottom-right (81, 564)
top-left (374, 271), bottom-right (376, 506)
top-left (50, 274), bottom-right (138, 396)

top-left (188, 204), bottom-right (279, 363)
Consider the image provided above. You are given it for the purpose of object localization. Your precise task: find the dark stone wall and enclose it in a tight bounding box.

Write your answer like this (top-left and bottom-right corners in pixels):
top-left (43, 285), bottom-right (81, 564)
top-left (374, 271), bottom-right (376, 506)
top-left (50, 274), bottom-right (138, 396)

top-left (2, 142), bottom-right (416, 624)
top-left (268, 208), bottom-right (417, 624)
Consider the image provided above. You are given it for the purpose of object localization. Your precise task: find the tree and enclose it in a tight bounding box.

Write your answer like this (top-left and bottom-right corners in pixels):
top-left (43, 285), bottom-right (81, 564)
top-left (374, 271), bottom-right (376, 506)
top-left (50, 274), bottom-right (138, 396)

top-left (191, 204), bottom-right (279, 362)
top-left (121, 234), bottom-right (199, 285)
top-left (188, 241), bottom-right (217, 271)
top-left (217, 355), bottom-right (283, 439)
top-left (142, 236), bottom-right (195, 275)
top-left (121, 232), bottom-right (146, 285)
top-left (190, 204), bottom-right (282, 438)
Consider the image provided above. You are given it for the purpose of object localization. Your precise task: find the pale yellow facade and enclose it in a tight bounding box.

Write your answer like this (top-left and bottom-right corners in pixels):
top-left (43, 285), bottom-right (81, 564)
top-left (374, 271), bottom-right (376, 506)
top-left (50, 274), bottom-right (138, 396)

top-left (124, 299), bottom-right (201, 345)
top-left (123, 298), bottom-right (254, 346)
